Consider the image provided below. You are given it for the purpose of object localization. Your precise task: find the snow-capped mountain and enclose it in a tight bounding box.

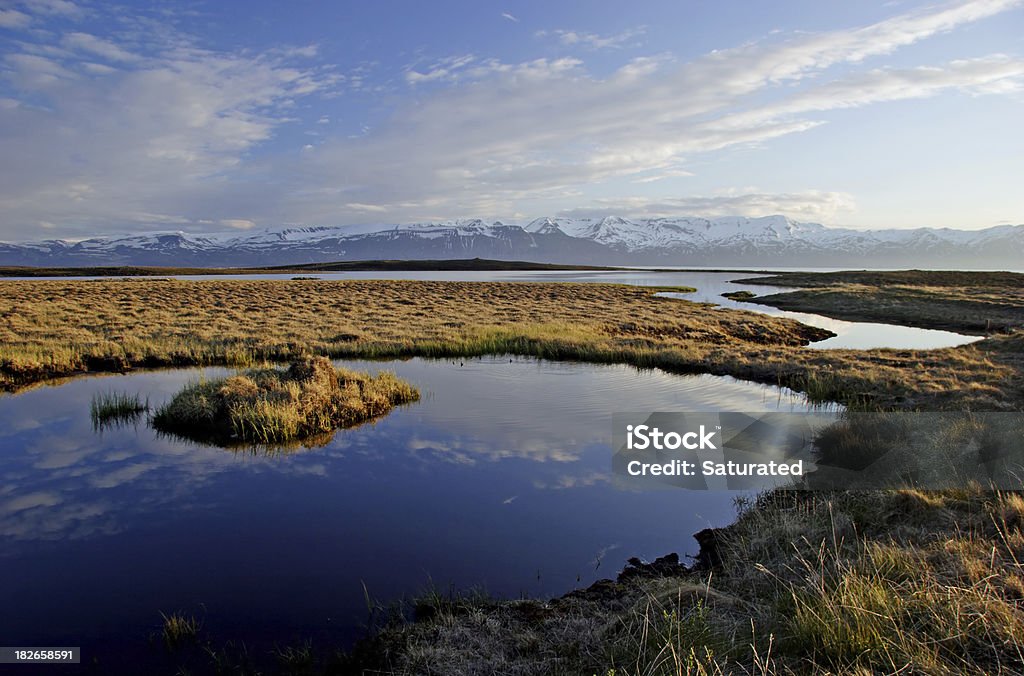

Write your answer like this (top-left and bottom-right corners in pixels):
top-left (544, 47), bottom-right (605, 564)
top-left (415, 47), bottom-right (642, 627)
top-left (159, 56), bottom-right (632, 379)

top-left (1, 215), bottom-right (1022, 268)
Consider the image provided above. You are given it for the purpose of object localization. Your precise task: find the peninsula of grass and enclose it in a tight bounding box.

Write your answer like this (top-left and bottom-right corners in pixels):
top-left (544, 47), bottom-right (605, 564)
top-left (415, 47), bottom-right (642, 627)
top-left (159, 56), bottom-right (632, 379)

top-left (2, 278), bottom-right (1022, 411)
top-left (151, 357), bottom-right (418, 446)
top-left (721, 289), bottom-right (757, 301)
top-left (735, 269), bottom-right (1024, 335)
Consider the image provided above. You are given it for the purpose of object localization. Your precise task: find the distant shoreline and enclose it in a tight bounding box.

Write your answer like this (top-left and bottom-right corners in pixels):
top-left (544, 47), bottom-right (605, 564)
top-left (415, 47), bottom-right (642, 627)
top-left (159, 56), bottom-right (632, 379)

top-left (0, 258), bottom-right (787, 277)
top-left (0, 258), bottom-right (616, 277)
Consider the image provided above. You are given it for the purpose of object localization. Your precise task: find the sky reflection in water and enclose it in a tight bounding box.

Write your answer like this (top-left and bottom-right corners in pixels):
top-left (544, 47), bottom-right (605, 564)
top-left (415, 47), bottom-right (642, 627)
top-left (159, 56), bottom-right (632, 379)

top-left (0, 357), bottom-right (826, 665)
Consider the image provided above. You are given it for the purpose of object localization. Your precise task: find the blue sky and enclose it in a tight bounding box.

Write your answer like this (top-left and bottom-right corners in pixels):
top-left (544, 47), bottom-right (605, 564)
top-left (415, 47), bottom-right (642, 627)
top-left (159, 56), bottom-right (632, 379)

top-left (0, 0), bottom-right (1022, 240)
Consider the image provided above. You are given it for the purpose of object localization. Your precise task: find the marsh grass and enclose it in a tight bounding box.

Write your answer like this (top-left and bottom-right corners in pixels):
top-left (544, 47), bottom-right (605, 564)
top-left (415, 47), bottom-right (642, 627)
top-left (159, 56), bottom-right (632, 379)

top-left (151, 357), bottom-right (419, 446)
top-left (274, 640), bottom-right (314, 671)
top-left (1, 279), bottom-right (1019, 411)
top-left (160, 611), bottom-right (200, 650)
top-left (89, 390), bottom-right (148, 430)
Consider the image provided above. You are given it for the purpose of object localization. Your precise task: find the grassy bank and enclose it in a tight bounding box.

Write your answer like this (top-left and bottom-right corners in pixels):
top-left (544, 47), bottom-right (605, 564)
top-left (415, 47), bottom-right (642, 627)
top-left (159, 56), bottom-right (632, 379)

top-left (734, 270), bottom-right (1024, 335)
top-left (151, 357), bottom-right (419, 446)
top-left (1, 279), bottom-right (1020, 411)
top-left (348, 486), bottom-right (1024, 675)
top-left (347, 409), bottom-right (1024, 674)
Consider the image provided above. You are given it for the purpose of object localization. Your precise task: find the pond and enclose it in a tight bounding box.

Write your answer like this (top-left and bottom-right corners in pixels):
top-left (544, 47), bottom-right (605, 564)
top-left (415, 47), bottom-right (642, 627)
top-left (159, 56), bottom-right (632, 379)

top-left (1, 356), bottom-right (823, 673)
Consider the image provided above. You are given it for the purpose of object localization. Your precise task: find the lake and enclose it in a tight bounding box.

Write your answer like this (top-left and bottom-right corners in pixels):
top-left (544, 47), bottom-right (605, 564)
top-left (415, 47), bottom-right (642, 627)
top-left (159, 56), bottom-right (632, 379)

top-left (1, 357), bottom-right (823, 673)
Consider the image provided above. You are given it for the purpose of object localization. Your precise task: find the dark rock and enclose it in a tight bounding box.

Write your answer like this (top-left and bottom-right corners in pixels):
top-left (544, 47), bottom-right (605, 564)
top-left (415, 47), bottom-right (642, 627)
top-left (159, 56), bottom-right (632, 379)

top-left (616, 553), bottom-right (687, 582)
top-left (84, 355), bottom-right (129, 372)
top-left (692, 528), bottom-right (727, 571)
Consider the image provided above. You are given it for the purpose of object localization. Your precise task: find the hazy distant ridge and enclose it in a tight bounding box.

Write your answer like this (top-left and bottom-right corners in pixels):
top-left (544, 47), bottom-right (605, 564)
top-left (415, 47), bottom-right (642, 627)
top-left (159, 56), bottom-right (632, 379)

top-left (2, 215), bottom-right (1022, 268)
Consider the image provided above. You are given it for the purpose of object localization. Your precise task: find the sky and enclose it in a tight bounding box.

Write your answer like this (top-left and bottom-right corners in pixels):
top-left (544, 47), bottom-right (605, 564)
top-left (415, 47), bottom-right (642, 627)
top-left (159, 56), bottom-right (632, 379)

top-left (0, 0), bottom-right (1023, 241)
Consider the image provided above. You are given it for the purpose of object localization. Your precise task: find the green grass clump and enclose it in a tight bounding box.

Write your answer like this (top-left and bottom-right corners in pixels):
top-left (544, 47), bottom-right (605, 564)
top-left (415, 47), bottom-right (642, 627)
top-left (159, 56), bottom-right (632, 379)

top-left (89, 390), bottom-right (148, 430)
top-left (151, 357), bottom-right (418, 446)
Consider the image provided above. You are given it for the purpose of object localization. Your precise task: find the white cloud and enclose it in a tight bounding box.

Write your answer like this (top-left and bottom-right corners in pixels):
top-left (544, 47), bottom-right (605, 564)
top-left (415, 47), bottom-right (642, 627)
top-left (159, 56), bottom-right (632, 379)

top-left (405, 54), bottom-right (476, 84)
top-left (0, 8), bottom-right (32, 28)
top-left (501, 12), bottom-right (519, 23)
top-left (557, 191), bottom-right (857, 222)
top-left (80, 61), bottom-right (117, 75)
top-left (21, 0), bottom-right (85, 19)
top-left (631, 168), bottom-right (696, 184)
top-left (62, 31), bottom-right (138, 62)
top-left (536, 27), bottom-right (645, 50)
top-left (344, 202), bottom-right (388, 212)
top-left (4, 53), bottom-right (77, 89)
top-left (220, 219), bottom-right (256, 230)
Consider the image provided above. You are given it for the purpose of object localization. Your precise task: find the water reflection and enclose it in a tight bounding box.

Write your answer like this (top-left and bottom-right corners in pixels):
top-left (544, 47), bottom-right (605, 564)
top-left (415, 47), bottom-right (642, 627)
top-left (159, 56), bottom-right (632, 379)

top-left (1, 359), bottom-right (820, 542)
top-left (0, 357), bottom-right (825, 668)
top-left (652, 272), bottom-right (979, 350)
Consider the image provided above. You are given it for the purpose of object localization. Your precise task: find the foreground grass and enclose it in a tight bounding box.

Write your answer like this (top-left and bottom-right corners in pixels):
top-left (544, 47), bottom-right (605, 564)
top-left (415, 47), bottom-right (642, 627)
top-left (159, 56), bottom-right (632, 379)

top-left (349, 486), bottom-right (1024, 675)
top-left (1, 279), bottom-right (1020, 411)
top-left (151, 357), bottom-right (418, 446)
top-left (735, 270), bottom-right (1024, 335)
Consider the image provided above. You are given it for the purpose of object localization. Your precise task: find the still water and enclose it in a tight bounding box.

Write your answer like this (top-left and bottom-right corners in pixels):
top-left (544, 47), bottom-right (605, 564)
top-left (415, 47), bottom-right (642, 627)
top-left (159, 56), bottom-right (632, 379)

top-left (1, 357), bottom-right (821, 672)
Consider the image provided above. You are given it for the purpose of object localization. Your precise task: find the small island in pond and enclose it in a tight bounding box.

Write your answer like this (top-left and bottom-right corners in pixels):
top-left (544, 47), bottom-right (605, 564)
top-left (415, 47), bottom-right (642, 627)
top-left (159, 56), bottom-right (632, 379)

top-left (151, 357), bottom-right (419, 446)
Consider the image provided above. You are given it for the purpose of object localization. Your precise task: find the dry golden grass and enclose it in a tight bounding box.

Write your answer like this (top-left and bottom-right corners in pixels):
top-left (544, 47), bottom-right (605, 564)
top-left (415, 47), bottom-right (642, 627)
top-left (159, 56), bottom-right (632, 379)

top-left (1, 279), bottom-right (1020, 411)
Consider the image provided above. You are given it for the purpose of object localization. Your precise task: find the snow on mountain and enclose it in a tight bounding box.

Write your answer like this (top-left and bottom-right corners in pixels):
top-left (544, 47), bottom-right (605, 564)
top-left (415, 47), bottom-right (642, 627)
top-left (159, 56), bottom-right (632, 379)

top-left (1, 215), bottom-right (1022, 268)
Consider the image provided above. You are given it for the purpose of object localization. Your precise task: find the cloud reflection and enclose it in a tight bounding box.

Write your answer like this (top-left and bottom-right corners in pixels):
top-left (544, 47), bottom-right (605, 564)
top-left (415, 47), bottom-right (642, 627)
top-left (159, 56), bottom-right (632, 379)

top-left (0, 358), bottom-right (819, 545)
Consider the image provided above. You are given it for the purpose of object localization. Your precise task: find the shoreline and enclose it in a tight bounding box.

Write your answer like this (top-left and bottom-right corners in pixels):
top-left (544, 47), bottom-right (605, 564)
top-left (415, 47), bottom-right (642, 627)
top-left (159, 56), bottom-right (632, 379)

top-left (0, 258), bottom-right (638, 277)
top-left (344, 484), bottom-right (1024, 675)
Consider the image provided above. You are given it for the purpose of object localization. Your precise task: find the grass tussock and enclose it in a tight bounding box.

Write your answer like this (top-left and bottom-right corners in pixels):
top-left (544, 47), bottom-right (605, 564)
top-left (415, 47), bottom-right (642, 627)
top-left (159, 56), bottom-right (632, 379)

top-left (89, 390), bottom-right (148, 430)
top-left (351, 487), bottom-right (1024, 675)
top-left (151, 357), bottom-right (418, 446)
top-left (160, 611), bottom-right (200, 650)
top-left (1, 278), bottom-right (1020, 411)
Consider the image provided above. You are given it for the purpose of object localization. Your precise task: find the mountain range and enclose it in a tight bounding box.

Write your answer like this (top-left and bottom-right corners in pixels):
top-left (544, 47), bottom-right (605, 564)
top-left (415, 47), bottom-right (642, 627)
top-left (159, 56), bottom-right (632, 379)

top-left (1, 215), bottom-right (1022, 268)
